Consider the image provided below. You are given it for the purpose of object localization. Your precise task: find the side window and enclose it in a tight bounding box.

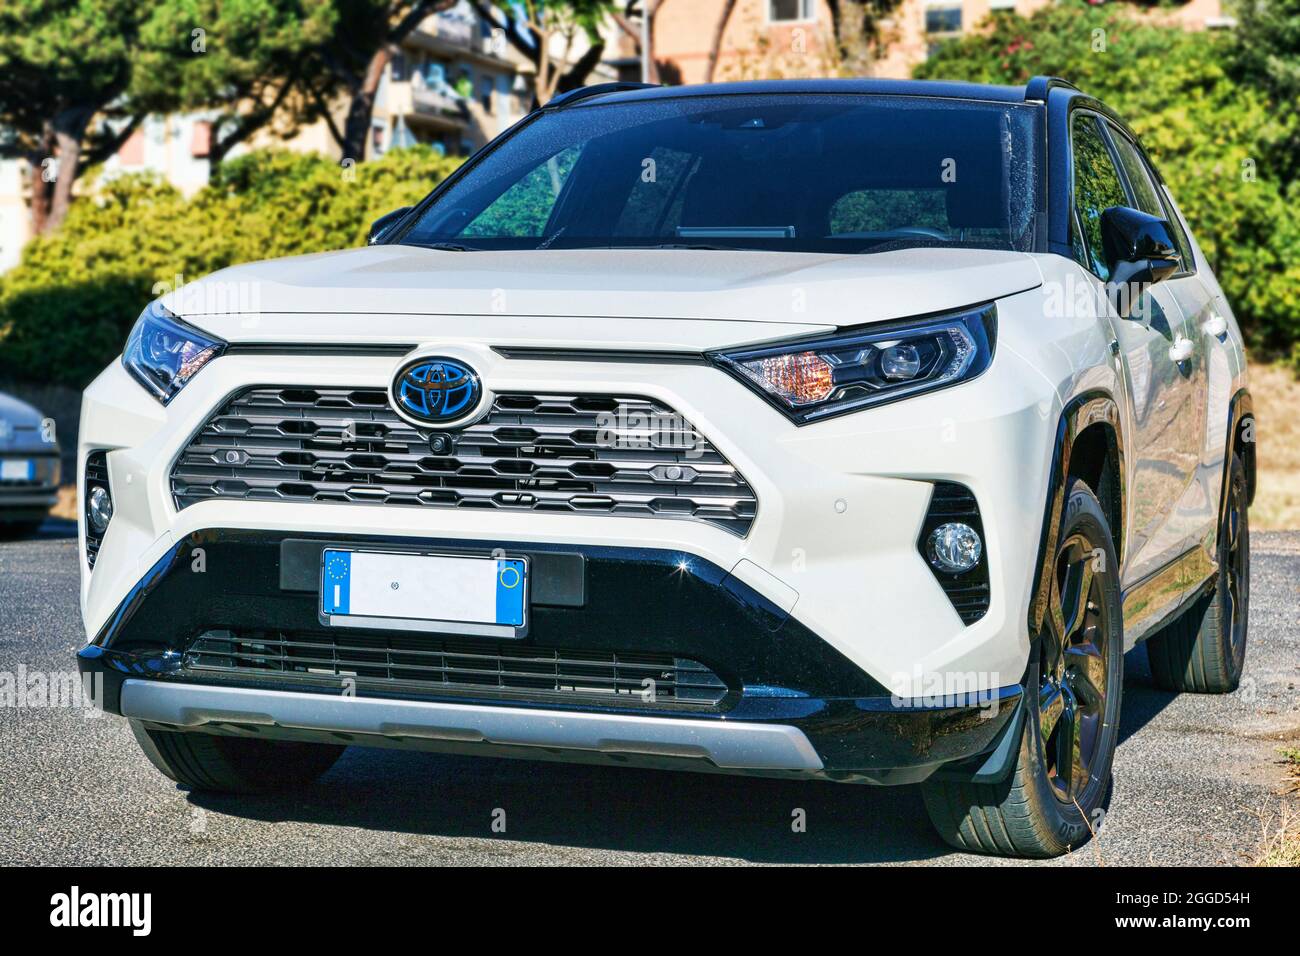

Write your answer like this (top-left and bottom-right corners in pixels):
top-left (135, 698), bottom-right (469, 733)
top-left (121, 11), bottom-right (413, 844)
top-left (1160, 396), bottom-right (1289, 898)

top-left (1070, 113), bottom-right (1128, 281)
top-left (1157, 188), bottom-right (1197, 274)
top-left (461, 146), bottom-right (580, 238)
top-left (1107, 129), bottom-right (1165, 216)
top-left (1108, 129), bottom-right (1196, 274)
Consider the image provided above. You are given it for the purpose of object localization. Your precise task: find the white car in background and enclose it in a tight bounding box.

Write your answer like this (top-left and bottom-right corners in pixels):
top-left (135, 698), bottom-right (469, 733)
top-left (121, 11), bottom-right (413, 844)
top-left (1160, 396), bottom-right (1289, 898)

top-left (76, 77), bottom-right (1253, 858)
top-left (0, 392), bottom-right (60, 536)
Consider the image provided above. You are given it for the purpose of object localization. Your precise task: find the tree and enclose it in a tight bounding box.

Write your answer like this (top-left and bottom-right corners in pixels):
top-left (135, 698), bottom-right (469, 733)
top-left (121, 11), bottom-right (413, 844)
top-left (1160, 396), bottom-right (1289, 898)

top-left (704, 0), bottom-right (739, 82)
top-left (134, 0), bottom-right (339, 168)
top-left (293, 1), bottom-right (463, 163)
top-left (468, 0), bottom-right (615, 104)
top-left (0, 1), bottom-right (150, 232)
top-left (1232, 0), bottom-right (1300, 181)
top-left (0, 0), bottom-right (337, 233)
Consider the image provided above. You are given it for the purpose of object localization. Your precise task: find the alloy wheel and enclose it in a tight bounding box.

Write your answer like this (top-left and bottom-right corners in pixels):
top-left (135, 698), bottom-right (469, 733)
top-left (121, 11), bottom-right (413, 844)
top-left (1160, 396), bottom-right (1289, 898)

top-left (1038, 531), bottom-right (1111, 804)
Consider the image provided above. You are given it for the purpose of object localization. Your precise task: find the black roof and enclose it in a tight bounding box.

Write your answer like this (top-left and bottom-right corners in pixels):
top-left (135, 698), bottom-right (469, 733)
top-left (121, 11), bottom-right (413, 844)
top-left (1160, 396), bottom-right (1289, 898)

top-left (544, 77), bottom-right (1080, 110)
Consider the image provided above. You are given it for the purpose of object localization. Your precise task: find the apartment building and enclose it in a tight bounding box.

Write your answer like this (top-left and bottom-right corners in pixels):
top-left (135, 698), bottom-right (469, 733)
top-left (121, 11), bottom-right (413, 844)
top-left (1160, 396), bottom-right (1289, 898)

top-left (372, 3), bottom-right (527, 159)
top-left (649, 0), bottom-right (1229, 82)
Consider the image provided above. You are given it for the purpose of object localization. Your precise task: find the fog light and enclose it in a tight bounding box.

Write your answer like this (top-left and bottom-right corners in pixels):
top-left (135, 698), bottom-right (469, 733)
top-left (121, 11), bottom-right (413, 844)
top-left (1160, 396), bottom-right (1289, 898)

top-left (87, 485), bottom-right (113, 534)
top-left (926, 522), bottom-right (981, 573)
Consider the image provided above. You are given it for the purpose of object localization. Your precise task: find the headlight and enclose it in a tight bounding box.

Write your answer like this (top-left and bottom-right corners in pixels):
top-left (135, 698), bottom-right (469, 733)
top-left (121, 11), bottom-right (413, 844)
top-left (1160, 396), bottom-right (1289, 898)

top-left (709, 304), bottom-right (995, 424)
top-left (122, 302), bottom-right (225, 404)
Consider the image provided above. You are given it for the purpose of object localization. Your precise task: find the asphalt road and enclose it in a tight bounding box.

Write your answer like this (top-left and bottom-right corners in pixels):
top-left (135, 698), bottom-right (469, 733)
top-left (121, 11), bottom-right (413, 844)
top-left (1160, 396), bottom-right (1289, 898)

top-left (2, 520), bottom-right (1296, 866)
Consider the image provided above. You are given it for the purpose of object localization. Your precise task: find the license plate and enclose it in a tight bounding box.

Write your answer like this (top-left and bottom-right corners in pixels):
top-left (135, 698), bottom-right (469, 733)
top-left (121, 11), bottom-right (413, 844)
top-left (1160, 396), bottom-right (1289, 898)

top-left (0, 459), bottom-right (33, 481)
top-left (319, 549), bottom-right (528, 637)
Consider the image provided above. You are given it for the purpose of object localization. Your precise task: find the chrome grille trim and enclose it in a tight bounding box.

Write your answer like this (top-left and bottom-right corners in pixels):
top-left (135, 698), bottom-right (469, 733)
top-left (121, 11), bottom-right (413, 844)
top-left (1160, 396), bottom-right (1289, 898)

top-left (170, 387), bottom-right (757, 534)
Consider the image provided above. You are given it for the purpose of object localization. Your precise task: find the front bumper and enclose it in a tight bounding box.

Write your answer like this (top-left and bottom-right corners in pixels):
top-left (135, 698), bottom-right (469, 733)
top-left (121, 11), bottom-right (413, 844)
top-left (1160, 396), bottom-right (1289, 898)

top-left (79, 529), bottom-right (1022, 783)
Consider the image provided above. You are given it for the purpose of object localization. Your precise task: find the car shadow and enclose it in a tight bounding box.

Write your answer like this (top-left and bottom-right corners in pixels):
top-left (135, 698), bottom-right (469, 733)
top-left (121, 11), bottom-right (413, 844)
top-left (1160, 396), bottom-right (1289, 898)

top-left (1118, 644), bottom-right (1178, 746)
top-left (182, 653), bottom-right (1177, 865)
top-left (135, 534), bottom-right (1290, 864)
top-left (187, 750), bottom-right (956, 864)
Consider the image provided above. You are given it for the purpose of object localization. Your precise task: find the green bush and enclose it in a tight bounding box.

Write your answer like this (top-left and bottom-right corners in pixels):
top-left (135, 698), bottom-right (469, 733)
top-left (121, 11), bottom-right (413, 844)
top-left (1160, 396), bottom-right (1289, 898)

top-left (0, 146), bottom-right (460, 387)
top-left (917, 1), bottom-right (1300, 354)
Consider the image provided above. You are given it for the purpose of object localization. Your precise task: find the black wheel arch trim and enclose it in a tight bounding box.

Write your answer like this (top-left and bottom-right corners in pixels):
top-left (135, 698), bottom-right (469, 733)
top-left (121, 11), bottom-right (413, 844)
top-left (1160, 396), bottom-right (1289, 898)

top-left (1027, 391), bottom-right (1126, 646)
top-left (1225, 387), bottom-right (1255, 513)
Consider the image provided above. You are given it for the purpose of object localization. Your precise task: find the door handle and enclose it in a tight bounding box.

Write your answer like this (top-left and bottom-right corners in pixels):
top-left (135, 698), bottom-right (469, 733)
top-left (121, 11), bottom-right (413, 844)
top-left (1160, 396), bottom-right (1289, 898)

top-left (1203, 314), bottom-right (1228, 338)
top-left (1169, 337), bottom-right (1194, 363)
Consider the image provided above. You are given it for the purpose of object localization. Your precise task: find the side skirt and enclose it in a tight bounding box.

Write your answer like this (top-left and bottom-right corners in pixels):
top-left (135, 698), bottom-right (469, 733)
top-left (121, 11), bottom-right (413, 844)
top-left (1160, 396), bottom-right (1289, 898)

top-left (1120, 548), bottom-right (1216, 650)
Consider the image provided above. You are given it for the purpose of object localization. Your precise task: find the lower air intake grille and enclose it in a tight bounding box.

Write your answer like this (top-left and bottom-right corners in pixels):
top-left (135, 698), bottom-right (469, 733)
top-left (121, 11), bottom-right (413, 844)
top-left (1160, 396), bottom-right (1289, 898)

top-left (84, 451), bottom-right (109, 569)
top-left (171, 387), bottom-right (757, 535)
top-left (182, 630), bottom-right (730, 709)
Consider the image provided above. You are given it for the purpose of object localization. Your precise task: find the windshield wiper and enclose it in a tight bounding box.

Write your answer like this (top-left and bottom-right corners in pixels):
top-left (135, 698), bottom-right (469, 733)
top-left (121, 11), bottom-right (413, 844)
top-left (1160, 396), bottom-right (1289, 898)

top-left (616, 242), bottom-right (742, 251)
top-left (409, 241), bottom-right (482, 252)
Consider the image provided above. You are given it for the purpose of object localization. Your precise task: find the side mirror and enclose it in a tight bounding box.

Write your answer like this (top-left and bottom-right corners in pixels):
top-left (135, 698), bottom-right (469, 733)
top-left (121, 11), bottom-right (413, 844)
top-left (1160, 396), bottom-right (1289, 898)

top-left (368, 206), bottom-right (412, 244)
top-left (1100, 206), bottom-right (1180, 318)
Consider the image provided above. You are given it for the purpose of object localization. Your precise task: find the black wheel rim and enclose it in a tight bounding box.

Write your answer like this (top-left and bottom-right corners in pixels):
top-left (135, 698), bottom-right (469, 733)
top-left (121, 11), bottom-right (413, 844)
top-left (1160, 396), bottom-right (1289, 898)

top-left (1039, 532), bottom-right (1110, 804)
top-left (1224, 477), bottom-right (1249, 660)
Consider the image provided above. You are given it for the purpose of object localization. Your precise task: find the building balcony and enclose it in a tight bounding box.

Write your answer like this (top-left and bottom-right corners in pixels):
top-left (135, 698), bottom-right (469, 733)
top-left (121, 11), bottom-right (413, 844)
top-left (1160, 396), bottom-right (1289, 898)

top-left (411, 84), bottom-right (468, 120)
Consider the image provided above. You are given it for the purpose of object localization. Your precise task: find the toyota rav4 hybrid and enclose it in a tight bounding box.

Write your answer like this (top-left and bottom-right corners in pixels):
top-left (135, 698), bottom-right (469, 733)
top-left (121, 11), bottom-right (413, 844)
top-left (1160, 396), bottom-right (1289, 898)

top-left (76, 78), bottom-right (1253, 858)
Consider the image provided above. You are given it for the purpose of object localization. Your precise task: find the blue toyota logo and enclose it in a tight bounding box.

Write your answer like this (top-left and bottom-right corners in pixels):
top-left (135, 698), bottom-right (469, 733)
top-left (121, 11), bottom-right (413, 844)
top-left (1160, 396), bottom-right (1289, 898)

top-left (393, 358), bottom-right (481, 425)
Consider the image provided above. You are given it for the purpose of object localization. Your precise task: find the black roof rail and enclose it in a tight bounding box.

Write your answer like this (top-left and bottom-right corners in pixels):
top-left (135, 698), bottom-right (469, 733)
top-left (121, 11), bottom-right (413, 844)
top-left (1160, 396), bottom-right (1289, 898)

top-left (1024, 76), bottom-right (1080, 102)
top-left (537, 82), bottom-right (660, 111)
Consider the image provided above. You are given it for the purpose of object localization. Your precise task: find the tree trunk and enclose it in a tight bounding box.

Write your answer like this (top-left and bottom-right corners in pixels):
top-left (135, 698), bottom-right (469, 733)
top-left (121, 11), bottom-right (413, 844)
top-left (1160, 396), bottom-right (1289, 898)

top-left (644, 0), bottom-right (659, 83)
top-left (705, 0), bottom-right (739, 82)
top-left (46, 108), bottom-right (91, 233)
top-left (556, 41), bottom-right (609, 94)
top-left (534, 20), bottom-right (557, 105)
top-left (341, 45), bottom-right (394, 162)
top-left (26, 123), bottom-right (54, 236)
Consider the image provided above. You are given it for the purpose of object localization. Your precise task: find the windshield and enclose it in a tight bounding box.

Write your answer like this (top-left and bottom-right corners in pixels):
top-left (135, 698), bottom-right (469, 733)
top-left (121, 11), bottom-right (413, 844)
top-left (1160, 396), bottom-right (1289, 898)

top-left (396, 93), bottom-right (1042, 255)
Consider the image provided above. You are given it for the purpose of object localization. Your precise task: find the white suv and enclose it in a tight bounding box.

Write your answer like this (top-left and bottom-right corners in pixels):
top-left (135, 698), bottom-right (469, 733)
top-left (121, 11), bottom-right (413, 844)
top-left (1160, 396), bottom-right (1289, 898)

top-left (77, 78), bottom-right (1253, 858)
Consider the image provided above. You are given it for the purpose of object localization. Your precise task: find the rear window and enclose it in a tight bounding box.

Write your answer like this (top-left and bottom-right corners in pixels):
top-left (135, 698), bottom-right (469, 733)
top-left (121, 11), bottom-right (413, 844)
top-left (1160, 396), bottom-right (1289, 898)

top-left (397, 93), bottom-right (1042, 255)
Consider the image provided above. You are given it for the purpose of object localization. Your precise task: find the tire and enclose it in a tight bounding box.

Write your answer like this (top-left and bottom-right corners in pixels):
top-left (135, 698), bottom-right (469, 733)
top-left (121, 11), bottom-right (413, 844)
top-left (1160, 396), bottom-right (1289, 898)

top-left (922, 478), bottom-right (1124, 857)
top-left (131, 721), bottom-right (345, 794)
top-left (1147, 454), bottom-right (1250, 693)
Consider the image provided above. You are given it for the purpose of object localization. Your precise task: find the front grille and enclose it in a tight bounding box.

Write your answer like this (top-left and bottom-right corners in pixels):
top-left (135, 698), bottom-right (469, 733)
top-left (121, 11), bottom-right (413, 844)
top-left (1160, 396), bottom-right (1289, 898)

top-left (182, 629), bottom-right (730, 708)
top-left (171, 387), bottom-right (757, 535)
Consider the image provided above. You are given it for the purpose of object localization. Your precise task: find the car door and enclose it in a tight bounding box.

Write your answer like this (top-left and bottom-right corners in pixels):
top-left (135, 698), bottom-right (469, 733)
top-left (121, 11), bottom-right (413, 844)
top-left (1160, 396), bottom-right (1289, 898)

top-left (1103, 122), bottom-right (1218, 572)
top-left (1068, 111), bottom-right (1198, 585)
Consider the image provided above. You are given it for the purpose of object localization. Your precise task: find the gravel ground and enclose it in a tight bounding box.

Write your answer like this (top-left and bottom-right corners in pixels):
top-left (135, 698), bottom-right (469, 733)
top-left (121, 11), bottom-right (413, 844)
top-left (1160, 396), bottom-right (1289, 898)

top-left (1, 520), bottom-right (1296, 866)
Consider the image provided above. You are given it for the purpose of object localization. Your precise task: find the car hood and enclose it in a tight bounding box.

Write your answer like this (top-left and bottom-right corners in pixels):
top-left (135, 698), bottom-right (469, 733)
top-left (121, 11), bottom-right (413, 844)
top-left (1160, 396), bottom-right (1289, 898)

top-left (164, 245), bottom-right (1042, 349)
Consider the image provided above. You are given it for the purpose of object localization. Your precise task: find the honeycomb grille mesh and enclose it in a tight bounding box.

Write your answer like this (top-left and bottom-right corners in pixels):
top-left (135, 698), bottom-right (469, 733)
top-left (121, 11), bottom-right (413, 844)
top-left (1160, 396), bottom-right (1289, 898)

top-left (171, 387), bottom-right (757, 534)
